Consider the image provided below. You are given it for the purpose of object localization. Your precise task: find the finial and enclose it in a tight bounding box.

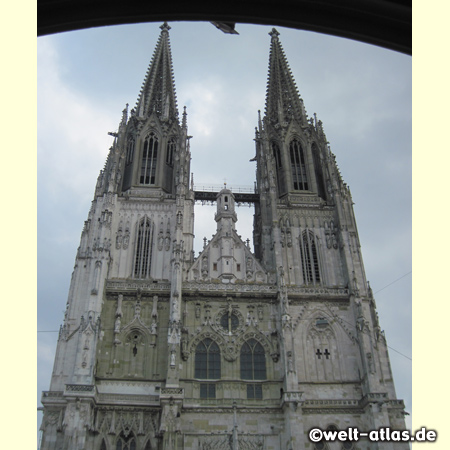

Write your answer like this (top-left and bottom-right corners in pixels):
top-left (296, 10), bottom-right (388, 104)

top-left (160, 22), bottom-right (171, 32)
top-left (121, 103), bottom-right (128, 125)
top-left (258, 109), bottom-right (263, 131)
top-left (269, 28), bottom-right (280, 39)
top-left (182, 105), bottom-right (187, 128)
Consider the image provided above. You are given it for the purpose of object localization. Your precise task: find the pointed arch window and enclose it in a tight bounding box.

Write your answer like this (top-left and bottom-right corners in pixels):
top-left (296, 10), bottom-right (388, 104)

top-left (290, 139), bottom-right (309, 190)
top-left (166, 138), bottom-right (176, 167)
top-left (300, 231), bottom-right (321, 284)
top-left (241, 339), bottom-right (266, 399)
top-left (126, 136), bottom-right (135, 165)
top-left (116, 432), bottom-right (136, 450)
top-left (240, 339), bottom-right (266, 380)
top-left (140, 132), bottom-right (158, 185)
top-left (195, 338), bottom-right (221, 379)
top-left (272, 142), bottom-right (282, 170)
top-left (195, 338), bottom-right (221, 399)
top-left (311, 142), bottom-right (326, 199)
top-left (134, 216), bottom-right (153, 278)
top-left (122, 136), bottom-right (135, 191)
top-left (272, 141), bottom-right (286, 195)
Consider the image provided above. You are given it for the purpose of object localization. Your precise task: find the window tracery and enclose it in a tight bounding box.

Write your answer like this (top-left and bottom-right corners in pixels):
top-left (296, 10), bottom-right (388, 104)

top-left (126, 136), bottom-right (135, 165)
top-left (300, 230), bottom-right (321, 284)
top-left (195, 338), bottom-right (221, 380)
top-left (220, 312), bottom-right (239, 333)
top-left (140, 132), bottom-right (158, 185)
top-left (241, 339), bottom-right (266, 399)
top-left (195, 338), bottom-right (221, 399)
top-left (116, 431), bottom-right (136, 450)
top-left (166, 138), bottom-right (176, 167)
top-left (241, 339), bottom-right (266, 380)
top-left (290, 139), bottom-right (308, 190)
top-left (134, 216), bottom-right (153, 278)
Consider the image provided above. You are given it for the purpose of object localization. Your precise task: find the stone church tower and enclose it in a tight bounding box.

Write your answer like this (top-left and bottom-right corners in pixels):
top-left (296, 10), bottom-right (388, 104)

top-left (40, 23), bottom-right (408, 450)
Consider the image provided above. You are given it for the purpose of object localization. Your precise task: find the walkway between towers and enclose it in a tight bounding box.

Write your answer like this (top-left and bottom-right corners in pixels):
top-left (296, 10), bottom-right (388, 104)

top-left (193, 184), bottom-right (258, 205)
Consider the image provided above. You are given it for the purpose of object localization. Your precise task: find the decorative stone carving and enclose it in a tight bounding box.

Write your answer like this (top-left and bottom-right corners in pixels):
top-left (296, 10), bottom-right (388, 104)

top-left (165, 218), bottom-right (171, 251)
top-left (151, 295), bottom-right (158, 319)
top-left (201, 255), bottom-right (209, 279)
top-left (116, 223), bottom-right (123, 249)
top-left (158, 220), bottom-right (164, 251)
top-left (122, 223), bottom-right (130, 249)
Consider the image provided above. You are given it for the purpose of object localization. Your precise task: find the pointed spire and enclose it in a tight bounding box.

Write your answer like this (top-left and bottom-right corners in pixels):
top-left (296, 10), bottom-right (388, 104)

top-left (265, 28), bottom-right (305, 126)
top-left (135, 23), bottom-right (179, 121)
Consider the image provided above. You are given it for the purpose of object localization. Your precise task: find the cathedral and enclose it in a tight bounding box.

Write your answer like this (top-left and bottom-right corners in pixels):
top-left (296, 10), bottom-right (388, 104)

top-left (39, 23), bottom-right (408, 450)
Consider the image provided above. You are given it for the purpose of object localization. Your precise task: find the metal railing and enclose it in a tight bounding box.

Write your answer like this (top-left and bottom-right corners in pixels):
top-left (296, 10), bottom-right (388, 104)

top-left (193, 184), bottom-right (256, 194)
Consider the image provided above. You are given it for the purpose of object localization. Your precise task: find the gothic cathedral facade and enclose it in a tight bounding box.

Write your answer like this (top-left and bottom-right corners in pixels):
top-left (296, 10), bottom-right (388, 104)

top-left (40, 23), bottom-right (408, 450)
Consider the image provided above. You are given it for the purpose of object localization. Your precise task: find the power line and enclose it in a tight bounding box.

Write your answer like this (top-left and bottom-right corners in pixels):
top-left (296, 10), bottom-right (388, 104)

top-left (374, 271), bottom-right (412, 295)
top-left (387, 345), bottom-right (412, 361)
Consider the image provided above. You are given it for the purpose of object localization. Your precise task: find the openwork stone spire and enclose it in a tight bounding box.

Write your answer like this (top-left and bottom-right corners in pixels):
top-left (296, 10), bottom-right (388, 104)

top-left (265, 28), bottom-right (305, 126)
top-left (135, 22), bottom-right (179, 121)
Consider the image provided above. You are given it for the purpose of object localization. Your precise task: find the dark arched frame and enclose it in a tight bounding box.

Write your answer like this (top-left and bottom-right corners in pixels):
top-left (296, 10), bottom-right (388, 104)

top-left (37, 1), bottom-right (411, 55)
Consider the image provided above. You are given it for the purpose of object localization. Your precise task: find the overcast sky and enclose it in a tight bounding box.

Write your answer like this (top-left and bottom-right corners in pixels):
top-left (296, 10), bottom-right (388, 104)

top-left (37, 21), bottom-right (411, 441)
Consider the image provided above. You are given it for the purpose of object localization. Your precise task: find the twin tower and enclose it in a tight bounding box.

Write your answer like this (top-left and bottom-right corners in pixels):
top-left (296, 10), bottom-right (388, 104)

top-left (40, 23), bottom-right (407, 450)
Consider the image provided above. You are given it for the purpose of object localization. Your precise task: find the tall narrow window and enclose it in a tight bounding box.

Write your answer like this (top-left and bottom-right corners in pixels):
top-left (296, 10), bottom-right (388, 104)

top-left (134, 216), bottom-right (153, 278)
top-left (272, 141), bottom-right (285, 195)
top-left (241, 339), bottom-right (266, 380)
top-left (273, 142), bottom-right (282, 170)
top-left (126, 137), bottom-right (135, 165)
top-left (300, 231), bottom-right (321, 284)
top-left (140, 132), bottom-right (158, 185)
top-left (241, 339), bottom-right (266, 399)
top-left (166, 138), bottom-right (176, 166)
top-left (195, 338), bottom-right (221, 399)
top-left (289, 139), bottom-right (308, 190)
top-left (122, 136), bottom-right (135, 191)
top-left (195, 338), bottom-right (221, 379)
top-left (311, 143), bottom-right (326, 199)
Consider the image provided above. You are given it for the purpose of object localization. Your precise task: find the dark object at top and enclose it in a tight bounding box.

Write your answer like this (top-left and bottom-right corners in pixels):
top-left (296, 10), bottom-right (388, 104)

top-left (37, 0), bottom-right (411, 55)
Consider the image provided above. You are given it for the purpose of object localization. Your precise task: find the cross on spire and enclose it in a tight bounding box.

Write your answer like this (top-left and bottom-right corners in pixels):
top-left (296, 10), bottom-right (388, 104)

top-left (160, 22), bottom-right (171, 32)
top-left (269, 28), bottom-right (280, 39)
